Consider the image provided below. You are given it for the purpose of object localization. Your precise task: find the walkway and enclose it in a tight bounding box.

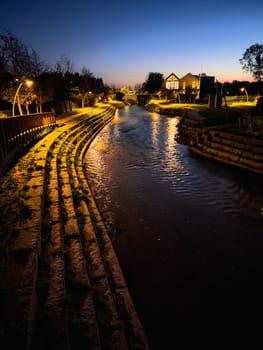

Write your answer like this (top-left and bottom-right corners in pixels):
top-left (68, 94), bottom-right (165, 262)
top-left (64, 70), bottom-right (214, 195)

top-left (0, 105), bottom-right (150, 349)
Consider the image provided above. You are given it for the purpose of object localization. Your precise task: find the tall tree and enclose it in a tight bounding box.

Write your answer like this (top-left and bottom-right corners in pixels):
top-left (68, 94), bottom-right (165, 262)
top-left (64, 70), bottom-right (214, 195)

top-left (0, 31), bottom-right (47, 114)
top-left (34, 72), bottom-right (55, 113)
top-left (142, 72), bottom-right (164, 94)
top-left (53, 54), bottom-right (75, 113)
top-left (0, 31), bottom-right (45, 79)
top-left (0, 55), bottom-right (12, 89)
top-left (240, 43), bottom-right (263, 81)
top-left (55, 54), bottom-right (74, 75)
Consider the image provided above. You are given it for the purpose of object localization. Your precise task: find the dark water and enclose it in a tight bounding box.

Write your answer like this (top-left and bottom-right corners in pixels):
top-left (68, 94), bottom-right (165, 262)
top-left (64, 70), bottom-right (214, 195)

top-left (84, 105), bottom-right (263, 345)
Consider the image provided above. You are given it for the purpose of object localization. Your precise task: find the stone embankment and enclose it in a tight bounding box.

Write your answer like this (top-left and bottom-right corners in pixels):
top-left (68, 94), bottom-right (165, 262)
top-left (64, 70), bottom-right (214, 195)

top-left (178, 112), bottom-right (263, 175)
top-left (0, 105), bottom-right (150, 350)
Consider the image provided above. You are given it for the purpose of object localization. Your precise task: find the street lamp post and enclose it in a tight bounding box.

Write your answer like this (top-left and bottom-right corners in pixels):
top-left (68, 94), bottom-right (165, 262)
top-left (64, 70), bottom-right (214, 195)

top-left (241, 87), bottom-right (248, 103)
top-left (12, 80), bottom-right (33, 116)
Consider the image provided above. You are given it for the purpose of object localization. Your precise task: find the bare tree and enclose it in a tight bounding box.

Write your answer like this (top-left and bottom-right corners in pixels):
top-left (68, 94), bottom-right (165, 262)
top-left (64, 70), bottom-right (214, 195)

top-left (0, 31), bottom-right (46, 78)
top-left (55, 54), bottom-right (74, 75)
top-left (0, 31), bottom-right (47, 114)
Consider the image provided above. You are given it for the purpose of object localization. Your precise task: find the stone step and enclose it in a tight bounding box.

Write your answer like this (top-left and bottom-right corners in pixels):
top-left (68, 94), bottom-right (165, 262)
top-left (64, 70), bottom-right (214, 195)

top-left (0, 106), bottom-right (150, 350)
top-left (207, 140), bottom-right (263, 161)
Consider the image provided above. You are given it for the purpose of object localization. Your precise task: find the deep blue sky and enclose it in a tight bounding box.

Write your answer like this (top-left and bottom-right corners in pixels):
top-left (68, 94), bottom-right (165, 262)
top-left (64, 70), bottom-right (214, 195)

top-left (1, 0), bottom-right (262, 87)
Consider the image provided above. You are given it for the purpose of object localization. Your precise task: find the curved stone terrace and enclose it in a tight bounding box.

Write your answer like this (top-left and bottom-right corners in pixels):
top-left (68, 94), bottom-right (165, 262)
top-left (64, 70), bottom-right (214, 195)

top-left (145, 97), bottom-right (263, 175)
top-left (0, 104), bottom-right (150, 350)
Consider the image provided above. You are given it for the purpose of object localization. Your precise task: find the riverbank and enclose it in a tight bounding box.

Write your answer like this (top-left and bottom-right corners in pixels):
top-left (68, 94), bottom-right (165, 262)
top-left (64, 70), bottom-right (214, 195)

top-left (178, 110), bottom-right (263, 175)
top-left (0, 104), bottom-right (150, 349)
top-left (144, 98), bottom-right (263, 175)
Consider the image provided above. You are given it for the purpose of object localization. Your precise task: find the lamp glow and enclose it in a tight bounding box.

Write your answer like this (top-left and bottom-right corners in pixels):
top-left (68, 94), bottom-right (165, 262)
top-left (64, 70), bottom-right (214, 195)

top-left (12, 79), bottom-right (34, 117)
top-left (240, 87), bottom-right (248, 102)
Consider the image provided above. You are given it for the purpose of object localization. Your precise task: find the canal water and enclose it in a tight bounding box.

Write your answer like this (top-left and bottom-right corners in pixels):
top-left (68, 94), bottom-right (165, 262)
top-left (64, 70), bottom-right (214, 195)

top-left (84, 105), bottom-right (263, 346)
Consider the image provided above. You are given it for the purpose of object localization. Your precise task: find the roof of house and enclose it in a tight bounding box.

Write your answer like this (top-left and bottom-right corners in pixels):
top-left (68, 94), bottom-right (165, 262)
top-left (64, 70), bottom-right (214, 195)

top-left (165, 73), bottom-right (180, 81)
top-left (180, 72), bottom-right (199, 81)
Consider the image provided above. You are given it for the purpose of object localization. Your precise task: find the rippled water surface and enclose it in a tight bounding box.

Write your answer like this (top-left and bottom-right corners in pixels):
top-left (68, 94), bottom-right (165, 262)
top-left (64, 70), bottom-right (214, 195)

top-left (84, 106), bottom-right (263, 345)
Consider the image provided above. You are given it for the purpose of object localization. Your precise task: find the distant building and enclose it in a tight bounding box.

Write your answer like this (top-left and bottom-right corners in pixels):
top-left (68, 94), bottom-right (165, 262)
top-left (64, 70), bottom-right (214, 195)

top-left (179, 73), bottom-right (200, 102)
top-left (165, 73), bottom-right (180, 90)
top-left (164, 72), bottom-right (215, 103)
top-left (180, 72), bottom-right (200, 91)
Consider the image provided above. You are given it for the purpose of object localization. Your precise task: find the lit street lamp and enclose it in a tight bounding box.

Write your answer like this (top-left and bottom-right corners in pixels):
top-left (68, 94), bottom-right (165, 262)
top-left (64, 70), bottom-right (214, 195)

top-left (240, 87), bottom-right (248, 102)
top-left (12, 79), bottom-right (33, 116)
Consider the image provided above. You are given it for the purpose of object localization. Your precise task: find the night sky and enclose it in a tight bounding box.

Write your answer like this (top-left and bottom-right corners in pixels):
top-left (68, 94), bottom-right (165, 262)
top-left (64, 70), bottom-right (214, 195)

top-left (1, 0), bottom-right (262, 87)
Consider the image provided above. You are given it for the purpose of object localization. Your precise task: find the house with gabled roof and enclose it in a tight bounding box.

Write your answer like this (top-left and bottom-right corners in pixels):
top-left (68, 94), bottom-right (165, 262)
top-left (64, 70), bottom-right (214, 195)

top-left (179, 72), bottom-right (200, 102)
top-left (165, 73), bottom-right (180, 90)
top-left (164, 72), bottom-right (215, 102)
top-left (180, 72), bottom-right (200, 91)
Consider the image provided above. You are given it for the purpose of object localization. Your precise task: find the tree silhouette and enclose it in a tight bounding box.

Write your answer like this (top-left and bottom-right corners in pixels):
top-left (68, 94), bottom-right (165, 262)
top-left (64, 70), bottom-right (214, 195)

top-left (142, 72), bottom-right (164, 94)
top-left (0, 31), bottom-right (48, 114)
top-left (240, 43), bottom-right (263, 81)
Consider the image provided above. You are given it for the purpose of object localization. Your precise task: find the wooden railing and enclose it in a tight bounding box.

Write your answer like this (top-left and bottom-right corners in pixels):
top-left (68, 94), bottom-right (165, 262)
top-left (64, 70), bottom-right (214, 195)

top-left (0, 112), bottom-right (56, 176)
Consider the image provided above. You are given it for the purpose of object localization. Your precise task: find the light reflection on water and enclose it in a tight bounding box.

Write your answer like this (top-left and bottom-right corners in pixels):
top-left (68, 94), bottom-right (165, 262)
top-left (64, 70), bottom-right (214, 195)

top-left (84, 105), bottom-right (263, 345)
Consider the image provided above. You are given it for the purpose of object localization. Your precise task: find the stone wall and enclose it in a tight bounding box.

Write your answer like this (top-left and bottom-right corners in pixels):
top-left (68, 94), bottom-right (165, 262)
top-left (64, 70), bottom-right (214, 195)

top-left (184, 122), bottom-right (263, 175)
